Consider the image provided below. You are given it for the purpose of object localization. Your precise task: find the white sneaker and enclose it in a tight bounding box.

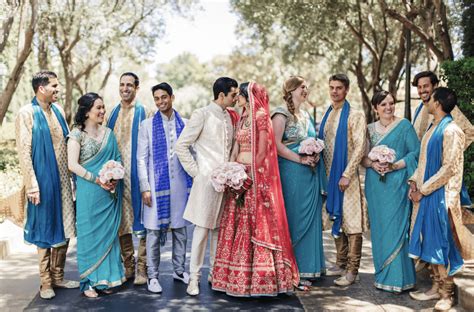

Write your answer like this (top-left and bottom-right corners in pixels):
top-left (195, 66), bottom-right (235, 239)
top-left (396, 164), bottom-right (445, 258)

top-left (173, 272), bottom-right (190, 284)
top-left (147, 278), bottom-right (162, 293)
top-left (186, 278), bottom-right (199, 296)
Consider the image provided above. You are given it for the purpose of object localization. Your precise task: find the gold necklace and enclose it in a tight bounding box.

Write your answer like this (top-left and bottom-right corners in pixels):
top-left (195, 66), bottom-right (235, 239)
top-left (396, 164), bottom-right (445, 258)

top-left (241, 114), bottom-right (251, 128)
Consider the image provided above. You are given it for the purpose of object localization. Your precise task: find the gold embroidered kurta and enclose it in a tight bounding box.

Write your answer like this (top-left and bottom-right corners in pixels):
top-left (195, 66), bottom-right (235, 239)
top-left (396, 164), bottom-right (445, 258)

top-left (15, 103), bottom-right (76, 238)
top-left (409, 121), bottom-right (474, 260)
top-left (321, 105), bottom-right (368, 234)
top-left (108, 103), bottom-right (149, 236)
top-left (413, 105), bottom-right (473, 149)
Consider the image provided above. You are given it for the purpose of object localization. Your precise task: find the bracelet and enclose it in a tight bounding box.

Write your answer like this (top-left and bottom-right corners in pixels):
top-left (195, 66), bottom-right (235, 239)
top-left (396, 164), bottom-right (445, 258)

top-left (86, 171), bottom-right (96, 183)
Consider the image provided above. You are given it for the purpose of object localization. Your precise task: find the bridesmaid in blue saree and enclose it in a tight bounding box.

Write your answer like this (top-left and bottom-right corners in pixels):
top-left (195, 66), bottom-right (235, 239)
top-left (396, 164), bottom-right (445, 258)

top-left (362, 90), bottom-right (419, 293)
top-left (67, 93), bottom-right (125, 298)
top-left (272, 76), bottom-right (326, 288)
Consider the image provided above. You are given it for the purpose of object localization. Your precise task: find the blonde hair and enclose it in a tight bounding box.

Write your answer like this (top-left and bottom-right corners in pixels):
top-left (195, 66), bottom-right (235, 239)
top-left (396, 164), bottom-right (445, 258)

top-left (282, 76), bottom-right (305, 119)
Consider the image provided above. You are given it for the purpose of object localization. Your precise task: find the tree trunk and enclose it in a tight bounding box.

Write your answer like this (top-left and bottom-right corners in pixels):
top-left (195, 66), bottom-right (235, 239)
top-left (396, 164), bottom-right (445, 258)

top-left (38, 38), bottom-right (49, 69)
top-left (99, 58), bottom-right (113, 93)
top-left (59, 50), bottom-right (74, 124)
top-left (388, 30), bottom-right (406, 99)
top-left (0, 0), bottom-right (37, 125)
top-left (353, 55), bottom-right (374, 124)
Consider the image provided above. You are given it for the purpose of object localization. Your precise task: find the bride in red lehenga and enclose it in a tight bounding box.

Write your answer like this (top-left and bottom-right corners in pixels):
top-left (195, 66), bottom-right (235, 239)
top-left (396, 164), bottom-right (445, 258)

top-left (212, 82), bottom-right (299, 297)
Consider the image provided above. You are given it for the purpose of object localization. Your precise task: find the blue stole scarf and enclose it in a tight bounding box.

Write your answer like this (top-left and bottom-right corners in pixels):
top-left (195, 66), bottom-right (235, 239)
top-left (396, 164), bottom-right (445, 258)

top-left (25, 97), bottom-right (69, 248)
top-left (318, 101), bottom-right (350, 238)
top-left (412, 102), bottom-right (424, 125)
top-left (413, 102), bottom-right (472, 207)
top-left (409, 115), bottom-right (464, 275)
top-left (107, 102), bottom-right (146, 236)
top-left (152, 110), bottom-right (192, 245)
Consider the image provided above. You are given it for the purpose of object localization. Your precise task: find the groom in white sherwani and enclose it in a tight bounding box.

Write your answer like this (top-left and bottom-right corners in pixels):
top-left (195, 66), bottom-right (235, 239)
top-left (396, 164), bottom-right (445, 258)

top-left (176, 77), bottom-right (239, 296)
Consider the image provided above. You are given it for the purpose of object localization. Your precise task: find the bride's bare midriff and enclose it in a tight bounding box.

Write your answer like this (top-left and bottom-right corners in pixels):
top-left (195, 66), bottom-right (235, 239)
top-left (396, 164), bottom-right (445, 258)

top-left (236, 152), bottom-right (252, 165)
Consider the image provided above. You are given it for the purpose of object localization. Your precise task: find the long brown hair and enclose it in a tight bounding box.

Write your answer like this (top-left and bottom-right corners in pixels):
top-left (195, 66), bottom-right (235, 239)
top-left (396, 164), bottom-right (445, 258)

top-left (282, 76), bottom-right (305, 119)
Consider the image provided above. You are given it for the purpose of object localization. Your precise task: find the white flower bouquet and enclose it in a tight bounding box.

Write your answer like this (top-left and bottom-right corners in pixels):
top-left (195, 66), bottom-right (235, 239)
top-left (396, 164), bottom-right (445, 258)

top-left (98, 160), bottom-right (125, 197)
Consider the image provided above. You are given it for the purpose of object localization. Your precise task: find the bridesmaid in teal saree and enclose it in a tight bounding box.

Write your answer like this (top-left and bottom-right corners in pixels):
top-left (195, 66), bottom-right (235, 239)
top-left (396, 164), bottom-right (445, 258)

top-left (67, 93), bottom-right (125, 298)
top-left (272, 76), bottom-right (326, 287)
top-left (362, 91), bottom-right (419, 293)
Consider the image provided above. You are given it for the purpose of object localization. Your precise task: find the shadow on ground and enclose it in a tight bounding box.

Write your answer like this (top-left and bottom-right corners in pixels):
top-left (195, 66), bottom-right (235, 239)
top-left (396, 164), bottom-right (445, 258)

top-left (24, 226), bottom-right (303, 311)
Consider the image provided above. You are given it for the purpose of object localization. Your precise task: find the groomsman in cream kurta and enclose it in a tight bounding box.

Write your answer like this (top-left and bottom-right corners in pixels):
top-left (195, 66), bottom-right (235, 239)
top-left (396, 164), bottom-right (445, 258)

top-left (411, 71), bottom-right (474, 262)
top-left (412, 71), bottom-right (473, 145)
top-left (16, 71), bottom-right (79, 300)
top-left (107, 72), bottom-right (149, 285)
top-left (319, 74), bottom-right (367, 287)
top-left (408, 87), bottom-right (470, 311)
top-left (176, 77), bottom-right (238, 296)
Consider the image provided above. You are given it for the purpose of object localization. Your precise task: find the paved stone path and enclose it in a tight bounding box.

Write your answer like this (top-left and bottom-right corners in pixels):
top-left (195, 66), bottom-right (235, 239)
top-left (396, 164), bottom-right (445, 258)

top-left (0, 222), bottom-right (465, 311)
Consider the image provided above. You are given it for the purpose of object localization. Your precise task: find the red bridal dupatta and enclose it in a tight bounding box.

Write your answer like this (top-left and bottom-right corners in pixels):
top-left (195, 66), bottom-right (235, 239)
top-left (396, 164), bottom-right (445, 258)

top-left (248, 82), bottom-right (300, 287)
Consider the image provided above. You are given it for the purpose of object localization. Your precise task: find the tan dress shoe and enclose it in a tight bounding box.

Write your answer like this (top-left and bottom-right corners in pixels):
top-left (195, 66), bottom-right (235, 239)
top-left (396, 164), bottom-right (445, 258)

top-left (134, 273), bottom-right (147, 285)
top-left (187, 279), bottom-right (200, 296)
top-left (334, 273), bottom-right (359, 286)
top-left (326, 265), bottom-right (345, 277)
top-left (409, 290), bottom-right (441, 301)
top-left (434, 297), bottom-right (454, 311)
top-left (53, 279), bottom-right (80, 289)
top-left (40, 288), bottom-right (56, 300)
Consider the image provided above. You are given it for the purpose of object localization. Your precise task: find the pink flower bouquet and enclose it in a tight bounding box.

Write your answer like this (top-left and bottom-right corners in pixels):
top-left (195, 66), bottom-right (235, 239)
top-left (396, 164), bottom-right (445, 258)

top-left (298, 138), bottom-right (325, 155)
top-left (368, 145), bottom-right (396, 182)
top-left (98, 160), bottom-right (125, 196)
top-left (211, 162), bottom-right (248, 192)
top-left (211, 162), bottom-right (252, 206)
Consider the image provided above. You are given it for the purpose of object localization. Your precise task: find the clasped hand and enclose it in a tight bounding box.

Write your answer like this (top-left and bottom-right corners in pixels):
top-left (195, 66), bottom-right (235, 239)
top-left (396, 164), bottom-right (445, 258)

top-left (96, 178), bottom-right (118, 192)
top-left (301, 154), bottom-right (320, 167)
top-left (408, 182), bottom-right (423, 202)
top-left (371, 161), bottom-right (393, 175)
top-left (230, 176), bottom-right (253, 197)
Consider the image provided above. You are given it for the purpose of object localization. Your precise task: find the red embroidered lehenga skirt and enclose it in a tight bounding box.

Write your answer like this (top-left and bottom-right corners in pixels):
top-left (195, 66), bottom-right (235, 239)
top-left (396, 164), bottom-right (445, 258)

top-left (211, 188), bottom-right (295, 297)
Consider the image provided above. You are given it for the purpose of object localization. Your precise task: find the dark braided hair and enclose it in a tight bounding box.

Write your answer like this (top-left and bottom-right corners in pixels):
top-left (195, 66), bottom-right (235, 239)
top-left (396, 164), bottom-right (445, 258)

top-left (74, 92), bottom-right (102, 131)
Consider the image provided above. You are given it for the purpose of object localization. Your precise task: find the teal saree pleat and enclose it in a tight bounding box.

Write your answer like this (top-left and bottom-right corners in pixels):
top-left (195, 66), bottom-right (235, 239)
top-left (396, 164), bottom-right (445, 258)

top-left (75, 131), bottom-right (125, 291)
top-left (365, 119), bottom-right (418, 292)
top-left (279, 122), bottom-right (326, 278)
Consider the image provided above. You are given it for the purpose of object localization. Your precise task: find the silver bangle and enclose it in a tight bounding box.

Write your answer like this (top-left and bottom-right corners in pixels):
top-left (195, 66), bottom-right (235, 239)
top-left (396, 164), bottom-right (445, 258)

top-left (86, 171), bottom-right (95, 182)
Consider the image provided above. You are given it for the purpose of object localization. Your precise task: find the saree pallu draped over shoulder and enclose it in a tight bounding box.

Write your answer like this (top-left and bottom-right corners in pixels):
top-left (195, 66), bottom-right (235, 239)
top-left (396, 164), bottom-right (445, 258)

top-left (274, 107), bottom-right (327, 278)
top-left (73, 128), bottom-right (125, 291)
top-left (365, 119), bottom-right (418, 292)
